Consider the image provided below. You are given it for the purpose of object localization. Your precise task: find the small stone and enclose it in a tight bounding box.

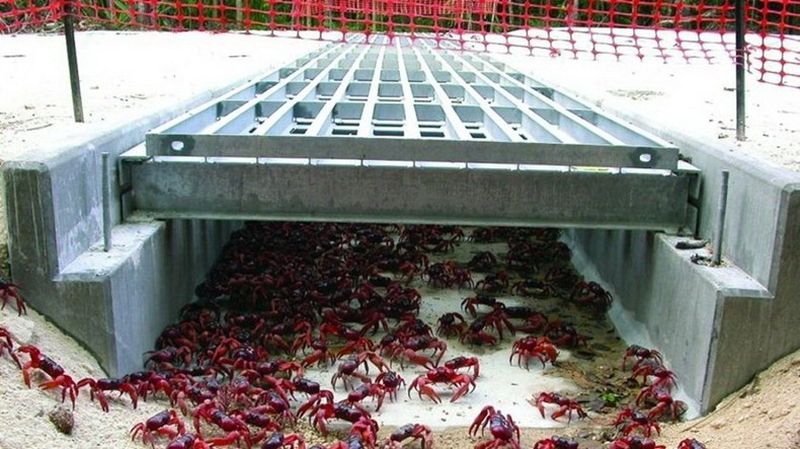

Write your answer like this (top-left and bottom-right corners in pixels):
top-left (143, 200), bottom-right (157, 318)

top-left (48, 405), bottom-right (74, 435)
top-left (718, 133), bottom-right (729, 139)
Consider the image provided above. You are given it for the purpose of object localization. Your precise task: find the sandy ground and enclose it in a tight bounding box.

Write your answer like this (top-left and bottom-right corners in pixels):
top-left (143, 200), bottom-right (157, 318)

top-left (1, 30), bottom-right (800, 449)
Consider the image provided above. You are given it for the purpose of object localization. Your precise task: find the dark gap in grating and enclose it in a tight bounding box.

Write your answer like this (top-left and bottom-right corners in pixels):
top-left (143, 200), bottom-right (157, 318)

top-left (332, 128), bottom-right (358, 136)
top-left (421, 130), bottom-right (445, 138)
top-left (470, 132), bottom-right (486, 139)
top-left (374, 128), bottom-right (404, 137)
top-left (290, 128), bottom-right (307, 135)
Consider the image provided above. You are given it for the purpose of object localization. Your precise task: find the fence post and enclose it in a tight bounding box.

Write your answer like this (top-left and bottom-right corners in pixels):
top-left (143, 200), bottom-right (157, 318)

top-left (735, 0), bottom-right (746, 140)
top-left (62, 1), bottom-right (84, 123)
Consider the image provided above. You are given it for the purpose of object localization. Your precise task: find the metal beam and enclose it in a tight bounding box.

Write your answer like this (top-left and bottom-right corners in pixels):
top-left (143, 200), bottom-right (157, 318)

top-left (130, 158), bottom-right (689, 232)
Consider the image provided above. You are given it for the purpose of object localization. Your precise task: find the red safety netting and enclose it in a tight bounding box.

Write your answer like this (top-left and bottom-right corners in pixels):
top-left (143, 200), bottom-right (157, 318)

top-left (1, 0), bottom-right (63, 32)
top-left (1, 0), bottom-right (799, 87)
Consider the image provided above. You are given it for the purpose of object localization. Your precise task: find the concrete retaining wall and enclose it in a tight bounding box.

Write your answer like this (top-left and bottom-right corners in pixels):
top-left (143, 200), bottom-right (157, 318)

top-left (561, 96), bottom-right (800, 412)
top-left (2, 73), bottom-right (258, 376)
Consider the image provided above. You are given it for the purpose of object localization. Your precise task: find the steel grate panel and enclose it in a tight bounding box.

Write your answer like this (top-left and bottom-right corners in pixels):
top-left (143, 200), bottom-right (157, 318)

top-left (145, 38), bottom-right (679, 170)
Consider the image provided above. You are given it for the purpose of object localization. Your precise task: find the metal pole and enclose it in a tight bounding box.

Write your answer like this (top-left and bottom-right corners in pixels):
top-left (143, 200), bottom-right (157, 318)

top-left (713, 170), bottom-right (730, 266)
top-left (735, 0), bottom-right (746, 140)
top-left (62, 2), bottom-right (84, 123)
top-left (101, 153), bottom-right (112, 252)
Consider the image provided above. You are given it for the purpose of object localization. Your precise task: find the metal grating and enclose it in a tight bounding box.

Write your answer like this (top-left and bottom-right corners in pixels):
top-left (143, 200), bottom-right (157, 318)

top-left (123, 36), bottom-right (697, 232)
top-left (144, 36), bottom-right (679, 170)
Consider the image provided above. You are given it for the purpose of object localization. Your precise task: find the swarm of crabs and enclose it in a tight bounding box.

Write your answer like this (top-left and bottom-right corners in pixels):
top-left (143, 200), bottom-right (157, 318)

top-left (0, 223), bottom-right (703, 449)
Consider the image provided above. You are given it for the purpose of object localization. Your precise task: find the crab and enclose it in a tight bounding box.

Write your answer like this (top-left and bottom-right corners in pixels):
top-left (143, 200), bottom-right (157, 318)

top-left (408, 367), bottom-right (476, 403)
top-left (532, 437), bottom-right (580, 449)
top-left (260, 432), bottom-right (307, 449)
top-left (165, 433), bottom-right (213, 449)
top-left (0, 277), bottom-right (26, 315)
top-left (331, 352), bottom-right (388, 391)
top-left (17, 345), bottom-right (79, 408)
top-left (460, 318), bottom-right (498, 346)
top-left (613, 408), bottom-right (661, 437)
top-left (375, 370), bottom-right (405, 402)
top-left (467, 251), bottom-right (500, 272)
top-left (130, 409), bottom-right (186, 448)
top-left (630, 365), bottom-right (677, 391)
top-left (677, 439), bottom-right (707, 449)
top-left (469, 406), bottom-right (520, 449)
top-left (607, 436), bottom-right (665, 449)
top-left (503, 306), bottom-right (549, 334)
top-left (475, 271), bottom-right (510, 294)
top-left (623, 345), bottom-right (664, 371)
top-left (346, 382), bottom-right (387, 411)
top-left (511, 279), bottom-right (557, 299)
top-left (299, 339), bottom-right (337, 368)
top-left (437, 312), bottom-right (468, 338)
top-left (387, 423), bottom-right (433, 449)
top-left (637, 388), bottom-right (687, 422)
top-left (0, 327), bottom-right (20, 368)
top-left (306, 401), bottom-right (374, 436)
top-left (533, 392), bottom-right (587, 422)
top-left (510, 336), bottom-right (558, 369)
top-left (444, 356), bottom-right (480, 378)
top-left (461, 294), bottom-right (504, 317)
top-left (77, 377), bottom-right (139, 412)
top-left (569, 280), bottom-right (612, 311)
top-left (544, 321), bottom-right (589, 348)
top-left (192, 401), bottom-right (252, 444)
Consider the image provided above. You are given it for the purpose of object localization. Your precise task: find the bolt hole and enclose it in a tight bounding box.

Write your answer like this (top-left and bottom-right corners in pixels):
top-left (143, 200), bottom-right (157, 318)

top-left (171, 141), bottom-right (185, 152)
top-left (639, 153), bottom-right (652, 163)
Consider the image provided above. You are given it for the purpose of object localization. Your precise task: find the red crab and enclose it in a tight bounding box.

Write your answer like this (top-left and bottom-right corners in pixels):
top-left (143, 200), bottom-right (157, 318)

top-left (165, 433), bottom-right (213, 449)
top-left (444, 356), bottom-right (480, 377)
top-left (0, 277), bottom-right (26, 315)
top-left (631, 365), bottom-right (677, 391)
top-left (375, 370), bottom-right (405, 401)
top-left (613, 408), bottom-right (661, 437)
top-left (636, 388), bottom-right (687, 422)
top-left (192, 401), bottom-right (252, 444)
top-left (387, 423), bottom-right (433, 449)
top-left (17, 345), bottom-right (79, 408)
top-left (544, 321), bottom-right (589, 348)
top-left (469, 406), bottom-right (520, 449)
top-left (510, 336), bottom-right (558, 369)
top-left (475, 272), bottom-right (510, 294)
top-left (408, 366), bottom-right (476, 403)
top-left (461, 294), bottom-right (504, 317)
top-left (532, 437), bottom-right (580, 449)
top-left (130, 409), bottom-right (186, 447)
top-left (346, 382), bottom-right (387, 411)
top-left (569, 280), bottom-right (612, 311)
top-left (331, 352), bottom-right (388, 391)
top-left (677, 438), bottom-right (706, 449)
top-left (511, 279), bottom-right (557, 299)
top-left (502, 306), bottom-right (549, 334)
top-left (299, 339), bottom-right (337, 368)
top-left (623, 345), bottom-right (663, 371)
top-left (0, 327), bottom-right (20, 368)
top-left (533, 392), bottom-right (587, 422)
top-left (468, 251), bottom-right (499, 272)
top-left (77, 377), bottom-right (139, 412)
top-left (437, 312), bottom-right (468, 337)
top-left (460, 318), bottom-right (498, 346)
top-left (307, 401), bottom-right (374, 435)
top-left (607, 436), bottom-right (665, 449)
top-left (260, 432), bottom-right (306, 449)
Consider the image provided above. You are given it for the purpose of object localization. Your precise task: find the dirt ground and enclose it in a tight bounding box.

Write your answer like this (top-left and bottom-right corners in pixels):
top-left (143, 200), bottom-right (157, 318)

top-left (1, 30), bottom-right (800, 449)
